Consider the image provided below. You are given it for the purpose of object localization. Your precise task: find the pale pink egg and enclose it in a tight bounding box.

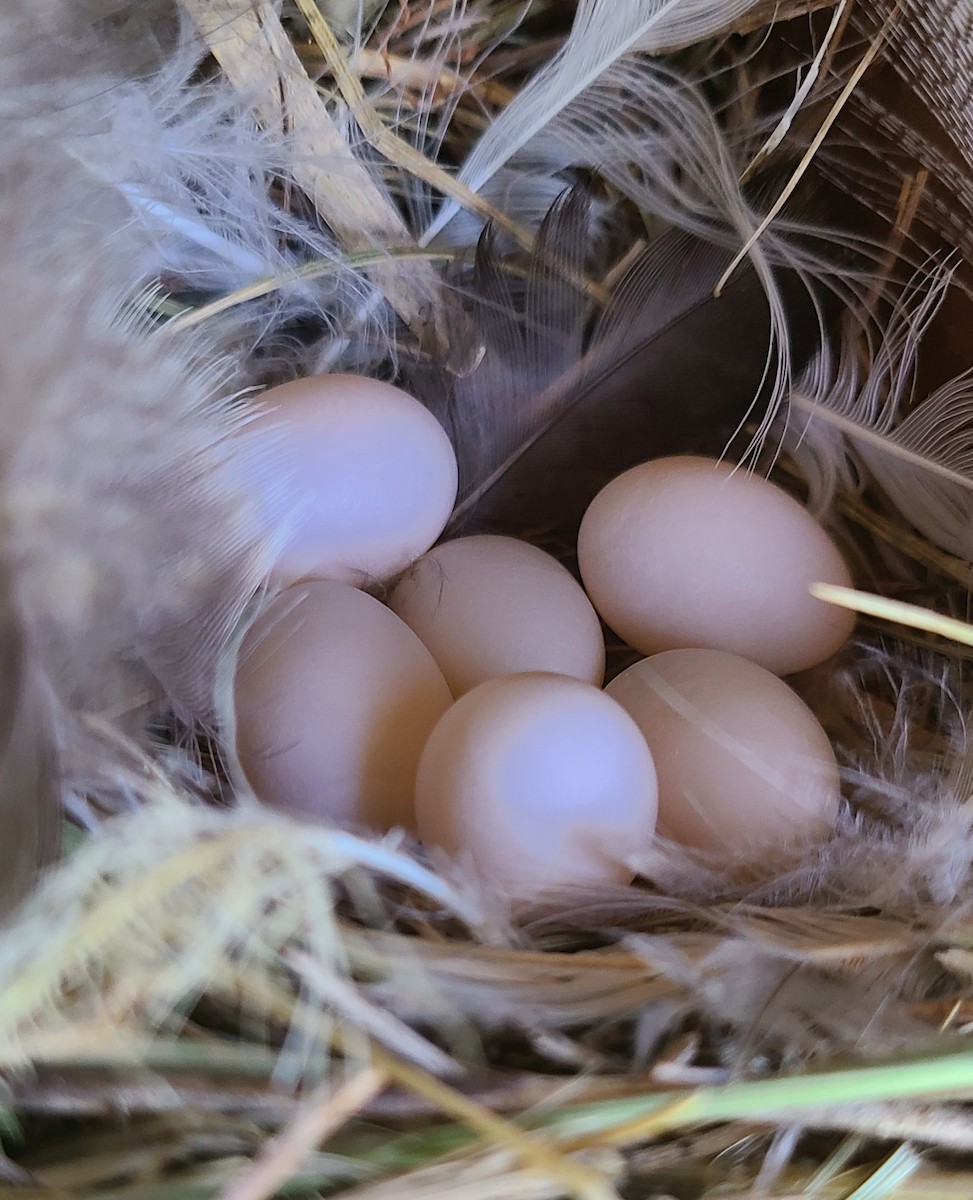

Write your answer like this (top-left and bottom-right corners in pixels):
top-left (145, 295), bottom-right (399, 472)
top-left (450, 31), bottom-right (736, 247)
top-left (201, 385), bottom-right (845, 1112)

top-left (416, 673), bottom-right (658, 895)
top-left (234, 580), bottom-right (452, 831)
top-left (246, 374), bottom-right (457, 588)
top-left (389, 535), bottom-right (605, 696)
top-left (606, 648), bottom-right (840, 860)
top-left (578, 455), bottom-right (854, 674)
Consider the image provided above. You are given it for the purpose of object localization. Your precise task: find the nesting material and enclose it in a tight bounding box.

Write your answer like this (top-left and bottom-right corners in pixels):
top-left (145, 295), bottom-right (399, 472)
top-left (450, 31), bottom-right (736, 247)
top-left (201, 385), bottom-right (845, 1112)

top-left (415, 673), bottom-right (658, 895)
top-left (234, 579), bottom-right (451, 830)
top-left (389, 534), bottom-right (606, 696)
top-left (607, 648), bottom-right (841, 858)
top-left (246, 374), bottom-right (458, 588)
top-left (11, 1), bottom-right (973, 1197)
top-left (578, 455), bottom-right (855, 674)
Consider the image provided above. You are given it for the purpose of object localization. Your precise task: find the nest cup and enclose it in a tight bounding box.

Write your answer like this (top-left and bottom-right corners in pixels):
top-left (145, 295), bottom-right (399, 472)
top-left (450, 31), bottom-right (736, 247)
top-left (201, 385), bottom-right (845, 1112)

top-left (5, 3), bottom-right (973, 1198)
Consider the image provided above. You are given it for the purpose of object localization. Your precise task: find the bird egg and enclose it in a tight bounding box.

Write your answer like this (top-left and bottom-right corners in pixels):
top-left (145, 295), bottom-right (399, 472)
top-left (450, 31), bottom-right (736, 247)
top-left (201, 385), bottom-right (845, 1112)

top-left (578, 455), bottom-right (854, 674)
top-left (606, 648), bottom-right (840, 861)
top-left (416, 673), bottom-right (658, 896)
top-left (245, 374), bottom-right (458, 587)
top-left (389, 535), bottom-right (605, 696)
top-left (234, 580), bottom-right (452, 831)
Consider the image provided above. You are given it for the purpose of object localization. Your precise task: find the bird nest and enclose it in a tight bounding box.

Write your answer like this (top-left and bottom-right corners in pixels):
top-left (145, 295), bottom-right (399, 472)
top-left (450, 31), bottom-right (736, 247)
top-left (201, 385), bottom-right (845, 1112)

top-left (5, 2), bottom-right (973, 1198)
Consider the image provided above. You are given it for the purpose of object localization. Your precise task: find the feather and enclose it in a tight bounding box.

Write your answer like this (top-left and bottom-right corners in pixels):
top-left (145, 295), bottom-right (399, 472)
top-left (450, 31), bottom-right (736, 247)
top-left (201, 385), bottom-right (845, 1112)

top-left (0, 109), bottom-right (278, 791)
top-left (878, 2), bottom-right (973, 178)
top-left (421, 0), bottom-right (775, 245)
top-left (782, 264), bottom-right (973, 561)
top-left (418, 56), bottom-right (868, 536)
top-left (406, 188), bottom-right (832, 539)
top-left (0, 0), bottom-right (396, 382)
top-left (814, 2), bottom-right (973, 283)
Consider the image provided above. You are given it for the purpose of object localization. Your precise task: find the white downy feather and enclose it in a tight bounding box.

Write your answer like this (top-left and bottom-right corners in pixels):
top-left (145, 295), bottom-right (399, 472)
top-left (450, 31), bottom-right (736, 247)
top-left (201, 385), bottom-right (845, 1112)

top-left (0, 2), bottom-right (293, 731)
top-left (421, 0), bottom-right (769, 244)
top-left (784, 265), bottom-right (973, 562)
top-left (4, 0), bottom-right (395, 381)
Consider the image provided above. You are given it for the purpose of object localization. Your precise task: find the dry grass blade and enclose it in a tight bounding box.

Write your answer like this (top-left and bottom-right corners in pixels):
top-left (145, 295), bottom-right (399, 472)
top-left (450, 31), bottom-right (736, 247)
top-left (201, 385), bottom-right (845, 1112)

top-left (289, 950), bottom-right (458, 1076)
top-left (218, 1066), bottom-right (387, 1200)
top-left (812, 583), bottom-right (973, 649)
top-left (345, 929), bottom-right (694, 1026)
top-left (0, 802), bottom-right (492, 1069)
top-left (362, 1048), bottom-right (621, 1200)
top-left (349, 48), bottom-right (515, 109)
top-left (727, 0), bottom-right (852, 38)
top-left (723, 907), bottom-right (922, 963)
top-left (716, 0), bottom-right (904, 294)
top-left (740, 0), bottom-right (850, 182)
top-left (295, 0), bottom-right (534, 252)
top-left (844, 1145), bottom-right (922, 1200)
top-left (177, 0), bottom-right (448, 352)
top-left (162, 248), bottom-right (458, 333)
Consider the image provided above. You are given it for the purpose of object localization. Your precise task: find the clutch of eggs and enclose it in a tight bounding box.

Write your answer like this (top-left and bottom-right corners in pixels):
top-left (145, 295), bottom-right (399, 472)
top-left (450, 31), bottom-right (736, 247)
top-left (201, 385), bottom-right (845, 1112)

top-left (232, 377), bottom-right (854, 893)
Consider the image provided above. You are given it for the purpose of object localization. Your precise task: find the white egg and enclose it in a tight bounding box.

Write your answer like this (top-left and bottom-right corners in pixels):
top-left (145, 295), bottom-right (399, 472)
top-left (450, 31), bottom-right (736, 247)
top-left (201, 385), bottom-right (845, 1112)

top-left (606, 648), bottom-right (840, 861)
top-left (389, 535), bottom-right (605, 696)
top-left (578, 455), bottom-right (855, 675)
top-left (416, 673), bottom-right (658, 895)
top-left (246, 374), bottom-right (458, 587)
top-left (234, 580), bottom-right (452, 831)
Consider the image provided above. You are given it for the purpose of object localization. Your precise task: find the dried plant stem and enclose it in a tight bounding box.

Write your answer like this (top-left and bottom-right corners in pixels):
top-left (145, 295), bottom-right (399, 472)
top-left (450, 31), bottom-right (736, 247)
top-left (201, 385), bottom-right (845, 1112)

top-left (219, 1066), bottom-right (387, 1200)
top-left (163, 247), bottom-right (458, 333)
top-left (812, 583), bottom-right (973, 648)
top-left (366, 1048), bottom-right (620, 1200)
top-left (741, 0), bottom-right (850, 182)
top-left (862, 169), bottom-right (930, 317)
top-left (294, 0), bottom-right (534, 253)
top-left (351, 48), bottom-right (515, 108)
top-left (204, 972), bottom-right (617, 1200)
top-left (720, 0), bottom-right (845, 39)
top-left (289, 951), bottom-right (457, 1076)
top-left (295, 0), bottom-right (611, 309)
top-left (178, 0), bottom-right (449, 351)
top-left (715, 0), bottom-right (904, 295)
